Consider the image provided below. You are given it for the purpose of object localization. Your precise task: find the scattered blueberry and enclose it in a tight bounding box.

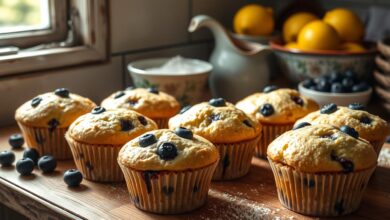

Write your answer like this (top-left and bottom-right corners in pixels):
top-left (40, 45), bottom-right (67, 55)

top-left (54, 88), bottom-right (70, 98)
top-left (302, 79), bottom-right (315, 88)
top-left (209, 98), bottom-right (226, 107)
top-left (352, 82), bottom-right (370, 92)
top-left (138, 116), bottom-right (148, 126)
top-left (360, 116), bottom-right (372, 125)
top-left (148, 87), bottom-right (159, 94)
top-left (259, 104), bottom-right (274, 116)
top-left (330, 151), bottom-right (354, 173)
top-left (91, 106), bottom-right (106, 114)
top-left (348, 103), bottom-right (365, 110)
top-left (139, 134), bottom-right (157, 147)
top-left (120, 119), bottom-right (134, 131)
top-left (291, 96), bottom-right (304, 106)
top-left (293, 122), bottom-right (311, 130)
top-left (320, 103), bottom-right (338, 114)
top-left (114, 91), bottom-right (125, 99)
top-left (243, 119), bottom-right (252, 127)
top-left (340, 125), bottom-right (359, 139)
top-left (63, 169), bottom-right (83, 187)
top-left (331, 83), bottom-right (344, 93)
top-left (37, 155), bottom-right (57, 173)
top-left (263, 85), bottom-right (279, 93)
top-left (9, 133), bottom-right (24, 149)
top-left (179, 105), bottom-right (191, 114)
top-left (156, 142), bottom-right (178, 161)
top-left (16, 158), bottom-right (34, 175)
top-left (23, 148), bottom-right (40, 165)
top-left (0, 151), bottom-right (15, 166)
top-left (31, 97), bottom-right (42, 107)
top-left (174, 127), bottom-right (193, 140)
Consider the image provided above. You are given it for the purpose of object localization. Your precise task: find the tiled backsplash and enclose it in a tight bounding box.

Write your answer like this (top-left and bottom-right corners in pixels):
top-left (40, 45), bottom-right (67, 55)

top-left (0, 0), bottom-right (389, 126)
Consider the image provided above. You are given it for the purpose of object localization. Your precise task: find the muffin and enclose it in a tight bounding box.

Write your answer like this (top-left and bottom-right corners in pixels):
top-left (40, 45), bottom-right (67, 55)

top-left (267, 124), bottom-right (377, 216)
top-left (168, 98), bottom-right (262, 180)
top-left (118, 128), bottom-right (219, 214)
top-left (15, 88), bottom-right (96, 160)
top-left (236, 86), bottom-right (318, 158)
top-left (101, 87), bottom-right (180, 128)
top-left (65, 107), bottom-right (157, 182)
top-left (295, 103), bottom-right (389, 155)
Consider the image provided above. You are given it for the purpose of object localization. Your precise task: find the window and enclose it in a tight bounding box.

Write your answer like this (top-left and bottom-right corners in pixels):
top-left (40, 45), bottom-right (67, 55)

top-left (0, 0), bottom-right (67, 48)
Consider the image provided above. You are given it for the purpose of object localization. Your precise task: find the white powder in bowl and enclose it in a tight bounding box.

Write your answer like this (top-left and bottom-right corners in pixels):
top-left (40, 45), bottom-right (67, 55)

top-left (145, 56), bottom-right (206, 74)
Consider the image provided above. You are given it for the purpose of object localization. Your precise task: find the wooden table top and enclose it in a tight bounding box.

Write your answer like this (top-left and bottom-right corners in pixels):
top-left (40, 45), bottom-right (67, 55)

top-left (0, 125), bottom-right (390, 220)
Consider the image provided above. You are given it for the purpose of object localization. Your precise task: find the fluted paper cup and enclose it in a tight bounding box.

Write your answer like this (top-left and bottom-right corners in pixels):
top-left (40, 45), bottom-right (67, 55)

top-left (119, 161), bottom-right (217, 214)
top-left (152, 117), bottom-right (169, 129)
top-left (268, 159), bottom-right (376, 217)
top-left (256, 123), bottom-right (293, 159)
top-left (17, 122), bottom-right (72, 160)
top-left (369, 139), bottom-right (385, 156)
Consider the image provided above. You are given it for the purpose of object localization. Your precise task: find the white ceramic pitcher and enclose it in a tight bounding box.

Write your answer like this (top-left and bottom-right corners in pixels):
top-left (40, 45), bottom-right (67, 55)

top-left (188, 15), bottom-right (271, 102)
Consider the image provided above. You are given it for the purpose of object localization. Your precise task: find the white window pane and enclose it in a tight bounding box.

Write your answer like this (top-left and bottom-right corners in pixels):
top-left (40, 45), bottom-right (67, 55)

top-left (0, 0), bottom-right (50, 34)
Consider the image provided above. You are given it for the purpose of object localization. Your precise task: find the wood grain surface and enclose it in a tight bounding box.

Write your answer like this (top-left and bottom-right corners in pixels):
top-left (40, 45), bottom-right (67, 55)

top-left (0, 125), bottom-right (389, 220)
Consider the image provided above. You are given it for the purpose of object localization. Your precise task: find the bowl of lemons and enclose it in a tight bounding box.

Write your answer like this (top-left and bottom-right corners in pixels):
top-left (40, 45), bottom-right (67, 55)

top-left (270, 8), bottom-right (377, 83)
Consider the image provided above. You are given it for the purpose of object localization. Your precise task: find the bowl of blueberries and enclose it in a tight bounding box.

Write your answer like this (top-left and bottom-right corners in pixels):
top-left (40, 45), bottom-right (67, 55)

top-left (298, 70), bottom-right (372, 107)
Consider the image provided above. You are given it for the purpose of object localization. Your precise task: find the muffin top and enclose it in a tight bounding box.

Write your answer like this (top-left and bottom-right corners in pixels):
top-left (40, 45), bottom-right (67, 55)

top-left (236, 87), bottom-right (318, 124)
top-left (67, 107), bottom-right (157, 145)
top-left (168, 98), bottom-right (262, 143)
top-left (295, 104), bottom-right (389, 142)
top-left (267, 124), bottom-right (377, 173)
top-left (118, 128), bottom-right (219, 171)
top-left (15, 88), bottom-right (96, 128)
top-left (101, 87), bottom-right (180, 118)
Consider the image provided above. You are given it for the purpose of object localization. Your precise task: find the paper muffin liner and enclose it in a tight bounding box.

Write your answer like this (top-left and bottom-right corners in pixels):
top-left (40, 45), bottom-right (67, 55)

top-left (268, 159), bottom-right (376, 217)
top-left (212, 135), bottom-right (260, 181)
top-left (152, 117), bottom-right (169, 129)
top-left (256, 123), bottom-right (293, 159)
top-left (17, 122), bottom-right (72, 160)
top-left (66, 134), bottom-right (124, 182)
top-left (369, 139), bottom-right (386, 156)
top-left (119, 161), bottom-right (218, 214)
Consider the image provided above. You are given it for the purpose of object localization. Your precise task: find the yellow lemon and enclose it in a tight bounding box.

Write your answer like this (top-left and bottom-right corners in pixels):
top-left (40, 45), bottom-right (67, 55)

top-left (283, 12), bottom-right (318, 43)
top-left (342, 42), bottom-right (366, 52)
top-left (297, 20), bottom-right (341, 51)
top-left (285, 42), bottom-right (300, 50)
top-left (323, 8), bottom-right (364, 43)
top-left (234, 4), bottom-right (274, 36)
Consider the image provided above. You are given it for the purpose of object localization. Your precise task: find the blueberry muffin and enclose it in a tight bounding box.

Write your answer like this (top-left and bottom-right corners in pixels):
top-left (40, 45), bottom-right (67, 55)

top-left (118, 128), bottom-right (219, 214)
top-left (65, 107), bottom-right (157, 182)
top-left (236, 86), bottom-right (318, 158)
top-left (168, 98), bottom-right (262, 180)
top-left (15, 88), bottom-right (96, 159)
top-left (295, 103), bottom-right (389, 155)
top-left (101, 87), bottom-right (180, 128)
top-left (267, 124), bottom-right (376, 216)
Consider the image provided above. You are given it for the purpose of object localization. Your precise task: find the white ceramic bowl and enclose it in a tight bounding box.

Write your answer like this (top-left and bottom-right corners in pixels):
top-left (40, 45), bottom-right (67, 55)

top-left (298, 82), bottom-right (372, 107)
top-left (128, 57), bottom-right (212, 105)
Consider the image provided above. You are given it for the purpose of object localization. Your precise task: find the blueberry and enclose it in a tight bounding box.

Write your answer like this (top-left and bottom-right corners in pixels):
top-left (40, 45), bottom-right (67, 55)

top-left (120, 119), bottom-right (134, 131)
top-left (293, 122), bottom-right (311, 130)
top-left (31, 96), bottom-right (42, 107)
top-left (308, 85), bottom-right (317, 91)
top-left (54, 88), bottom-right (70, 98)
top-left (316, 79), bottom-right (331, 92)
top-left (259, 104), bottom-right (274, 116)
top-left (331, 83), bottom-right (344, 93)
top-left (348, 103), bottom-right (365, 110)
top-left (209, 98), bottom-right (226, 107)
top-left (148, 87), bottom-right (159, 94)
top-left (342, 78), bottom-right (354, 89)
top-left (139, 134), bottom-right (157, 147)
top-left (37, 155), bottom-right (57, 173)
top-left (114, 91), bottom-right (125, 99)
top-left (263, 85), bottom-right (279, 93)
top-left (16, 158), bottom-right (34, 175)
top-left (23, 148), bottom-right (40, 165)
top-left (386, 136), bottom-right (390, 143)
top-left (63, 169), bottom-right (83, 187)
top-left (352, 82), bottom-right (370, 92)
top-left (209, 113), bottom-right (221, 122)
top-left (47, 118), bottom-right (59, 132)
top-left (156, 142), bottom-right (178, 161)
top-left (329, 72), bottom-right (343, 83)
top-left (174, 127), bottom-right (193, 139)
top-left (340, 125), bottom-right (359, 139)
top-left (91, 106), bottom-right (106, 114)
top-left (344, 70), bottom-right (357, 81)
top-left (338, 158), bottom-right (354, 173)
top-left (179, 105), bottom-right (191, 114)
top-left (138, 116), bottom-right (148, 126)
top-left (360, 116), bottom-right (372, 125)
top-left (243, 119), bottom-right (252, 127)
top-left (291, 96), bottom-right (304, 106)
top-left (0, 151), bottom-right (15, 166)
top-left (320, 103), bottom-right (338, 114)
top-left (129, 100), bottom-right (138, 106)
top-left (302, 79), bottom-right (315, 88)
top-left (9, 133), bottom-right (24, 149)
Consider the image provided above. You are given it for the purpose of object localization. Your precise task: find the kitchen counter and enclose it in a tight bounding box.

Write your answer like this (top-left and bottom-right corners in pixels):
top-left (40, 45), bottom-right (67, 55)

top-left (0, 125), bottom-right (389, 220)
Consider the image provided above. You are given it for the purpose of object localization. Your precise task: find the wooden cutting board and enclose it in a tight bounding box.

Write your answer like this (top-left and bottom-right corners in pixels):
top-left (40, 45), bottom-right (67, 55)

top-left (0, 125), bottom-right (389, 220)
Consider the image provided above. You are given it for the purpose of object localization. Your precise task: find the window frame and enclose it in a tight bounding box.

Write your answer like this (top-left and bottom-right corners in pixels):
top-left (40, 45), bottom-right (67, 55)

top-left (0, 0), bottom-right (68, 48)
top-left (0, 0), bottom-right (108, 76)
